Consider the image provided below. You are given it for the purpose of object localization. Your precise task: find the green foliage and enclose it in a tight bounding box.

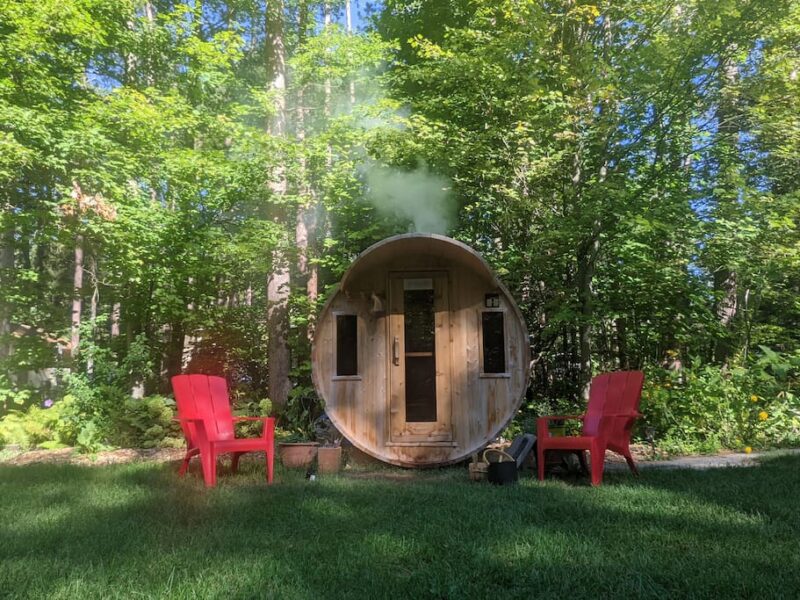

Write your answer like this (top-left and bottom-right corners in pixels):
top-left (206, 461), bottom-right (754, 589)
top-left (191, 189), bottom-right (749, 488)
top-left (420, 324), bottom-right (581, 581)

top-left (0, 0), bottom-right (799, 457)
top-left (640, 348), bottom-right (800, 454)
top-left (278, 386), bottom-right (320, 441)
top-left (113, 395), bottom-right (182, 449)
top-left (0, 374), bottom-right (32, 413)
top-left (0, 405), bottom-right (60, 450)
top-left (0, 375), bottom-right (182, 452)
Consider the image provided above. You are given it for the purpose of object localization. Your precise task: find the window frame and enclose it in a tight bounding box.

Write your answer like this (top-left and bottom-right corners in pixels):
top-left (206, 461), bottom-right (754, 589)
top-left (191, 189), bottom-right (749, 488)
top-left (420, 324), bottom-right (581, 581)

top-left (479, 308), bottom-right (511, 378)
top-left (333, 312), bottom-right (361, 381)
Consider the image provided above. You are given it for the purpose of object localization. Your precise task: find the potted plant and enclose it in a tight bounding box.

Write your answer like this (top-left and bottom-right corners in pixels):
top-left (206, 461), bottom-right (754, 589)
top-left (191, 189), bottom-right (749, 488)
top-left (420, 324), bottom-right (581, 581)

top-left (548, 418), bottom-right (566, 437)
top-left (276, 391), bottom-right (320, 469)
top-left (313, 413), bottom-right (343, 475)
top-left (277, 430), bottom-right (319, 469)
top-left (317, 440), bottom-right (342, 474)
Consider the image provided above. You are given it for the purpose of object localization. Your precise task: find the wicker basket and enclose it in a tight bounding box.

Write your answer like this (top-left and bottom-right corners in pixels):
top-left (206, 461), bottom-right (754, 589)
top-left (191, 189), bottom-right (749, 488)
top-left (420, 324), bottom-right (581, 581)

top-left (469, 461), bottom-right (489, 481)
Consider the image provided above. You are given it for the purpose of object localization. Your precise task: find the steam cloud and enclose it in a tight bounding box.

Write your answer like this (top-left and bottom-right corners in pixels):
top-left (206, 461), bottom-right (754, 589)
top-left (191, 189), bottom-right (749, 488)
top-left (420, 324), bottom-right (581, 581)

top-left (327, 66), bottom-right (458, 234)
top-left (363, 162), bottom-right (457, 234)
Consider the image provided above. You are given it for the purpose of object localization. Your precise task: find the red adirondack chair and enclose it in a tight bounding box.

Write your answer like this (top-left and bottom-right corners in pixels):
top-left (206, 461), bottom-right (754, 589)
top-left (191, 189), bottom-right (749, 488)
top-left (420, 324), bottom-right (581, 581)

top-left (171, 374), bottom-right (275, 488)
top-left (536, 370), bottom-right (644, 486)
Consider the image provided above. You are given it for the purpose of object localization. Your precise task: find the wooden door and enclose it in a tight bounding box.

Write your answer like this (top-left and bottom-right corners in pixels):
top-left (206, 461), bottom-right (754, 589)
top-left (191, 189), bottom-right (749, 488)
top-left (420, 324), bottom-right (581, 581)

top-left (388, 272), bottom-right (452, 443)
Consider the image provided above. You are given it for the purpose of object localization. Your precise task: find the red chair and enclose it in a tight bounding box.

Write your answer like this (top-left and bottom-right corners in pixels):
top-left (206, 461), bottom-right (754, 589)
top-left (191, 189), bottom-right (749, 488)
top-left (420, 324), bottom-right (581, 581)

top-left (171, 374), bottom-right (275, 488)
top-left (537, 371), bottom-right (644, 486)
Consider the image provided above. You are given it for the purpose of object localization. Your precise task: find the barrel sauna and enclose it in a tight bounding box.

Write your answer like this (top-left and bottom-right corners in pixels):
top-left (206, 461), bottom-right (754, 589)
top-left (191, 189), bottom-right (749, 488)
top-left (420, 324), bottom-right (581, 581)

top-left (311, 233), bottom-right (530, 467)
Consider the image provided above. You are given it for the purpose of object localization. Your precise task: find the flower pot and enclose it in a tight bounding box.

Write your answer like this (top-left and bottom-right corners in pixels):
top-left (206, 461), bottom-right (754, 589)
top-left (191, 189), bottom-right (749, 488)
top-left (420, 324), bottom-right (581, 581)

top-left (278, 442), bottom-right (319, 469)
top-left (317, 446), bottom-right (342, 474)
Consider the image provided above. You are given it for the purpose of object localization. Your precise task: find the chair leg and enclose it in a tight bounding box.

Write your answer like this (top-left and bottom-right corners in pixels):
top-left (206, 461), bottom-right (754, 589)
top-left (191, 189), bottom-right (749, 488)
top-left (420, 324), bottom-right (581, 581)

top-left (590, 442), bottom-right (605, 486)
top-left (623, 450), bottom-right (639, 476)
top-left (266, 449), bottom-right (274, 484)
top-left (200, 448), bottom-right (217, 488)
top-left (231, 452), bottom-right (242, 474)
top-left (577, 450), bottom-right (589, 475)
top-left (179, 452), bottom-right (192, 477)
top-left (179, 448), bottom-right (199, 477)
top-left (537, 446), bottom-right (546, 481)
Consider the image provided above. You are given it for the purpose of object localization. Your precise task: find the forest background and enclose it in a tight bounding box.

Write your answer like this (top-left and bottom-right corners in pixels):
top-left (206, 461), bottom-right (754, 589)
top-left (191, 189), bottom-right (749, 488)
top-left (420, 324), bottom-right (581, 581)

top-left (1, 0), bottom-right (798, 455)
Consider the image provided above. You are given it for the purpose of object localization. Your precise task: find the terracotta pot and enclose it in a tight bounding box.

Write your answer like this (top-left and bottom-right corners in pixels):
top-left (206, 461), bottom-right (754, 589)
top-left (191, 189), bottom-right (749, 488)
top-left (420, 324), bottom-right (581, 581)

top-left (278, 442), bottom-right (319, 469)
top-left (317, 446), bottom-right (342, 474)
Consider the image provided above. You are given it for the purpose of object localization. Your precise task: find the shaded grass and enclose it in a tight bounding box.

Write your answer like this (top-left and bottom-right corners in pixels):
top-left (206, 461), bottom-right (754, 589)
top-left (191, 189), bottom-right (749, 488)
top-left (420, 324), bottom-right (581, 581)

top-left (1, 456), bottom-right (799, 599)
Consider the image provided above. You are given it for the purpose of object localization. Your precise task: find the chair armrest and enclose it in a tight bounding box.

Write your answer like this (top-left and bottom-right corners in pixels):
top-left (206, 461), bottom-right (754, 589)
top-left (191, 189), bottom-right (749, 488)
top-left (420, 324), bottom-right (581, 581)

top-left (231, 416), bottom-right (275, 441)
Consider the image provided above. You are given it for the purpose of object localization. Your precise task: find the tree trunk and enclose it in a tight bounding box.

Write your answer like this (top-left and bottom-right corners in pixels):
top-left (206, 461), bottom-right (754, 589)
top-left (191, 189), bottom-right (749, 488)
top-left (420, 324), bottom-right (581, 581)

top-left (346, 0), bottom-right (355, 104)
top-left (86, 254), bottom-right (98, 374)
top-left (295, 0), bottom-right (318, 340)
top-left (0, 224), bottom-right (13, 357)
top-left (712, 49), bottom-right (742, 364)
top-left (614, 317), bottom-right (628, 369)
top-left (576, 238), bottom-right (597, 400)
top-left (111, 302), bottom-right (121, 337)
top-left (70, 234), bottom-right (84, 361)
top-left (266, 0), bottom-right (291, 408)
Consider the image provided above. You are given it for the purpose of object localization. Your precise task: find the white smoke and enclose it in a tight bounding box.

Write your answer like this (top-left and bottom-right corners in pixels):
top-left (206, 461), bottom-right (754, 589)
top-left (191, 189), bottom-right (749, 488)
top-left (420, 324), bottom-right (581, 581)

top-left (325, 66), bottom-right (458, 234)
top-left (363, 162), bottom-right (456, 234)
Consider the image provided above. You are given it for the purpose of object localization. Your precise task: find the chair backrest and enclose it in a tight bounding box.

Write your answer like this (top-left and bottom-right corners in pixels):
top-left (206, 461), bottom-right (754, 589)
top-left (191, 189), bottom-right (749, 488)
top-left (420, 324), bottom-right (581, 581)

top-left (583, 371), bottom-right (644, 440)
top-left (171, 374), bottom-right (235, 445)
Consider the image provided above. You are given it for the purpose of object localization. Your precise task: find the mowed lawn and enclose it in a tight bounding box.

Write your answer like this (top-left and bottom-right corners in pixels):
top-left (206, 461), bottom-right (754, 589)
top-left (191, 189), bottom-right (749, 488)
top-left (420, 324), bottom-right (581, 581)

top-left (2, 455), bottom-right (799, 599)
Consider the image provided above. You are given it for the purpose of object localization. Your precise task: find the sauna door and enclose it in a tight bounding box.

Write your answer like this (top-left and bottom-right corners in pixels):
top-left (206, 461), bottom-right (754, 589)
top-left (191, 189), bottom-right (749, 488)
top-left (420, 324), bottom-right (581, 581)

top-left (388, 272), bottom-right (452, 443)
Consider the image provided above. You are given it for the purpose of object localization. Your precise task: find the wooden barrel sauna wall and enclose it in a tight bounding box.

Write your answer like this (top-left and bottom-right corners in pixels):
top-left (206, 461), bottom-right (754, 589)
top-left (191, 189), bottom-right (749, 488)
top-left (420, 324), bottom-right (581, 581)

top-left (311, 234), bottom-right (531, 467)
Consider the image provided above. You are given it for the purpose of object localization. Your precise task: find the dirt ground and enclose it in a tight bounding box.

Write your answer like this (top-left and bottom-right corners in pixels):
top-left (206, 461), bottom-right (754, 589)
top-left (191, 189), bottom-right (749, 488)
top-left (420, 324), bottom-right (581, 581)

top-left (0, 442), bottom-right (746, 470)
top-left (0, 446), bottom-right (185, 467)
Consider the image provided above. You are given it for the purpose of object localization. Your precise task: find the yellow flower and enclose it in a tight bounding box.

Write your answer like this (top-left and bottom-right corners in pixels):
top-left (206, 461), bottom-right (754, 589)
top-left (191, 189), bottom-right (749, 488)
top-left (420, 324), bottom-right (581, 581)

top-left (758, 411), bottom-right (769, 421)
top-left (750, 395), bottom-right (759, 403)
top-left (744, 446), bottom-right (752, 454)
top-left (664, 383), bottom-right (671, 389)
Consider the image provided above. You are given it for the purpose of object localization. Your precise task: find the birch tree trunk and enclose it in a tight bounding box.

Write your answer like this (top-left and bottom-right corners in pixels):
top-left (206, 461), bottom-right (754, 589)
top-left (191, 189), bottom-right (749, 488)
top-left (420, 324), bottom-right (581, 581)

top-left (266, 0), bottom-right (291, 408)
top-left (70, 234), bottom-right (84, 361)
top-left (346, 0), bottom-right (355, 104)
top-left (0, 227), bottom-right (13, 361)
top-left (86, 254), bottom-right (98, 374)
top-left (111, 302), bottom-right (121, 337)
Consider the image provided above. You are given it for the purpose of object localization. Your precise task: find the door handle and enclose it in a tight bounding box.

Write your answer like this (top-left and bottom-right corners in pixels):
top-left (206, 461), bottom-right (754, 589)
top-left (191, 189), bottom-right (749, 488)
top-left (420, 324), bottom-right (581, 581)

top-left (393, 336), bottom-right (400, 366)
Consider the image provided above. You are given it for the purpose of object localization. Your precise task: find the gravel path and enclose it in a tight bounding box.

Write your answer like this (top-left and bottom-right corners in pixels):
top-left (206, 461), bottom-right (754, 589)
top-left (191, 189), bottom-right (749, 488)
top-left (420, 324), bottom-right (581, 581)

top-left (612, 447), bottom-right (800, 470)
top-left (2, 444), bottom-right (798, 470)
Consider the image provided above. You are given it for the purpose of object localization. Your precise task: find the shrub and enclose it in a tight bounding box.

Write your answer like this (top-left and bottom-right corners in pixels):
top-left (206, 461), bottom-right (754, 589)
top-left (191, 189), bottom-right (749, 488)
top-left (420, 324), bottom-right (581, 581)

top-left (504, 347), bottom-right (800, 456)
top-left (0, 388), bottom-right (183, 452)
top-left (0, 400), bottom-right (71, 450)
top-left (639, 347), bottom-right (800, 454)
top-left (112, 395), bottom-right (182, 449)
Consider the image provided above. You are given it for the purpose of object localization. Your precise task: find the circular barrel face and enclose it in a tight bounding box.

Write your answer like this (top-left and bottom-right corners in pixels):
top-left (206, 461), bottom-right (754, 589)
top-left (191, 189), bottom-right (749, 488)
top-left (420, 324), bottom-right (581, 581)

top-left (312, 234), bottom-right (530, 467)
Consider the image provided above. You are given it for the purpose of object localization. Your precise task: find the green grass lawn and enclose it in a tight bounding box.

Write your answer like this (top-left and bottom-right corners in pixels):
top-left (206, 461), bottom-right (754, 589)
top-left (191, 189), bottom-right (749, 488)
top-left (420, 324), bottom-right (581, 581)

top-left (2, 456), bottom-right (799, 600)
